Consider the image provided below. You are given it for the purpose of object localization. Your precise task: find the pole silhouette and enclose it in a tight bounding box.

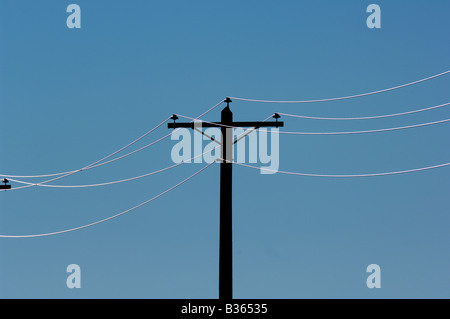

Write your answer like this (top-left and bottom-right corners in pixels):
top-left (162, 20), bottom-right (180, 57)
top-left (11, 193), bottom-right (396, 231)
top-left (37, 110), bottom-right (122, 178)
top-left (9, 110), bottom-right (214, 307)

top-left (168, 98), bottom-right (284, 300)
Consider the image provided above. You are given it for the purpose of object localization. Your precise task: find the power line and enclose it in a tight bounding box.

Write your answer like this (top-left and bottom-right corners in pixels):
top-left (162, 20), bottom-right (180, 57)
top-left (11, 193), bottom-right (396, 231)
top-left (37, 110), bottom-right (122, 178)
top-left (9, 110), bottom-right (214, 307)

top-left (229, 70), bottom-right (450, 104)
top-left (229, 160), bottom-right (450, 177)
top-left (273, 118), bottom-right (450, 135)
top-left (233, 115), bottom-right (274, 144)
top-left (5, 110), bottom-right (264, 190)
top-left (0, 99), bottom-right (225, 189)
top-left (7, 145), bottom-right (222, 189)
top-left (0, 162), bottom-right (214, 238)
top-left (195, 99), bottom-right (226, 120)
top-left (176, 114), bottom-right (450, 135)
top-left (8, 164), bottom-right (183, 189)
top-left (8, 132), bottom-right (175, 191)
top-left (277, 101), bottom-right (450, 121)
top-left (0, 117), bottom-right (171, 179)
top-left (1, 132), bottom-right (172, 180)
top-left (7, 115), bottom-right (269, 190)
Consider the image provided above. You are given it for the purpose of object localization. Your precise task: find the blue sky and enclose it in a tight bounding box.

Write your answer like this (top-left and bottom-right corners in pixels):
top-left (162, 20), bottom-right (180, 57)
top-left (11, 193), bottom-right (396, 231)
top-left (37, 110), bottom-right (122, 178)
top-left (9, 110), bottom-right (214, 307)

top-left (0, 0), bottom-right (449, 298)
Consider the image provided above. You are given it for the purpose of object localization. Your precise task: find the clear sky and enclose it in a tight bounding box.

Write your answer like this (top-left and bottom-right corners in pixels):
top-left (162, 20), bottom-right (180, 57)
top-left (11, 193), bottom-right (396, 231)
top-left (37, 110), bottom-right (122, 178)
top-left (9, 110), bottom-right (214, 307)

top-left (0, 0), bottom-right (449, 298)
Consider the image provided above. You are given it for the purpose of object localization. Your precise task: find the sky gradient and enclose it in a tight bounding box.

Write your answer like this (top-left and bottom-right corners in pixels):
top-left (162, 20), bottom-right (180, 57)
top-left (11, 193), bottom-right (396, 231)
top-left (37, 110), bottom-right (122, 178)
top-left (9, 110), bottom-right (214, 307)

top-left (0, 0), bottom-right (449, 298)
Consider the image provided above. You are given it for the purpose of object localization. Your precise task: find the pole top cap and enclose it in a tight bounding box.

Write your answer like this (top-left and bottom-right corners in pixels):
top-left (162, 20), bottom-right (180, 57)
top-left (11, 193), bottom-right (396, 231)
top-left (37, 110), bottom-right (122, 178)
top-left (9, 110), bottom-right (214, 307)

top-left (224, 97), bottom-right (232, 105)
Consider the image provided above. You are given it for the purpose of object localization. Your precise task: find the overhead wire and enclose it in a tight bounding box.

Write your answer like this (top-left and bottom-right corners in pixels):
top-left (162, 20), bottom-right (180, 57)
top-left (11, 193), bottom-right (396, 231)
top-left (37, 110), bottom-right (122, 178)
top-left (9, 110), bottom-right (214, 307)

top-left (7, 164), bottom-right (183, 189)
top-left (227, 160), bottom-right (450, 178)
top-left (175, 114), bottom-right (450, 135)
top-left (8, 144), bottom-right (223, 189)
top-left (0, 117), bottom-right (171, 179)
top-left (3, 69), bottom-right (450, 180)
top-left (229, 70), bottom-right (450, 104)
top-left (273, 118), bottom-right (450, 135)
top-left (0, 162), bottom-right (215, 238)
top-left (277, 101), bottom-right (450, 121)
top-left (1, 99), bottom-right (225, 190)
top-left (2, 106), bottom-right (448, 237)
top-left (6, 111), bottom-right (268, 189)
top-left (3, 69), bottom-right (449, 236)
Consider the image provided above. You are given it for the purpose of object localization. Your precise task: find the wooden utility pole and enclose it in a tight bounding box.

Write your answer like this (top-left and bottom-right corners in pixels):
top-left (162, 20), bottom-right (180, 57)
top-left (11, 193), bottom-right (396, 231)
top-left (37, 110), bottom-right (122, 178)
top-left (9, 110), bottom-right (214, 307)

top-left (168, 98), bottom-right (284, 300)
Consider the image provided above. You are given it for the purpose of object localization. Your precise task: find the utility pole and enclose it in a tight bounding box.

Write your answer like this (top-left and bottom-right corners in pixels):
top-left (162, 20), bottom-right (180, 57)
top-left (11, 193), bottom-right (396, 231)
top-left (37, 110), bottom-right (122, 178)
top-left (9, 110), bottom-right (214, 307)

top-left (168, 98), bottom-right (284, 300)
